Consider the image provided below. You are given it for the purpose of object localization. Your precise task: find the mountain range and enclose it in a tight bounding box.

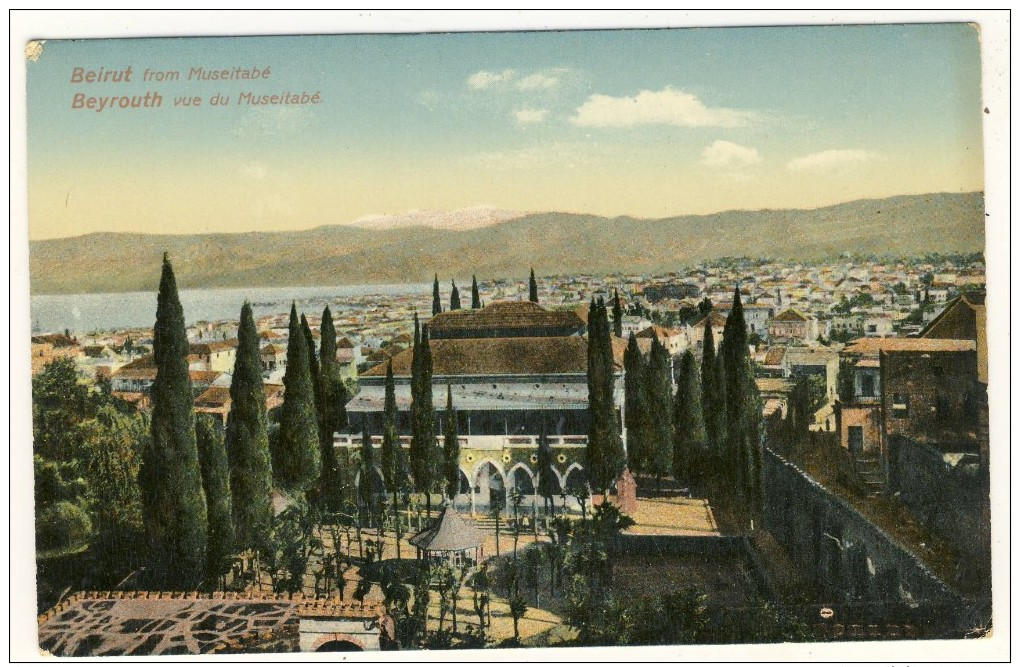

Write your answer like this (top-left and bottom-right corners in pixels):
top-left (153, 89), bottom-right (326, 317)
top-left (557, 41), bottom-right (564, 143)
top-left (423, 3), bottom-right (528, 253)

top-left (28, 192), bottom-right (985, 295)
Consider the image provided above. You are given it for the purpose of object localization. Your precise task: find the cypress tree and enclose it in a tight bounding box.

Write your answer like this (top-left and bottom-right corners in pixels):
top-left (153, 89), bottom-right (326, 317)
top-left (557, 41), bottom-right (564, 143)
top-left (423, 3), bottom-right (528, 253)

top-left (471, 275), bottom-right (481, 309)
top-left (612, 289), bottom-right (624, 338)
top-left (301, 313), bottom-right (320, 405)
top-left (410, 315), bottom-right (438, 514)
top-left (359, 423), bottom-right (378, 526)
top-left (276, 303), bottom-right (322, 495)
top-left (529, 268), bottom-right (539, 303)
top-left (536, 421), bottom-right (558, 515)
top-left (720, 286), bottom-right (763, 512)
top-left (673, 350), bottom-right (707, 485)
top-left (712, 350), bottom-right (729, 476)
top-left (380, 359), bottom-right (410, 558)
top-left (645, 335), bottom-right (675, 489)
top-left (380, 360), bottom-right (407, 507)
top-left (586, 298), bottom-right (625, 498)
top-left (701, 315), bottom-right (724, 460)
top-left (317, 306), bottom-right (347, 509)
top-left (623, 333), bottom-right (647, 473)
top-left (196, 414), bottom-right (235, 583)
top-left (224, 301), bottom-right (273, 553)
top-left (450, 280), bottom-right (461, 311)
top-left (432, 274), bottom-right (442, 316)
top-left (139, 253), bottom-right (208, 587)
top-left (443, 385), bottom-right (460, 500)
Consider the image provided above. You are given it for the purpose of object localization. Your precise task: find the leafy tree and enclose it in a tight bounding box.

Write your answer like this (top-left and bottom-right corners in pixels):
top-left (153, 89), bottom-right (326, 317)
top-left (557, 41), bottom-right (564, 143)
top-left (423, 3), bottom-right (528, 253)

top-left (264, 500), bottom-right (320, 593)
top-left (562, 503), bottom-right (634, 644)
top-left (450, 280), bottom-right (461, 311)
top-left (673, 350), bottom-right (707, 485)
top-left (224, 302), bottom-right (274, 552)
top-left (471, 275), bottom-right (481, 309)
top-left (644, 335), bottom-right (675, 489)
top-left (585, 298), bottom-right (625, 498)
top-left (32, 357), bottom-right (104, 462)
top-left (442, 386), bottom-right (460, 499)
top-left (196, 414), bottom-right (236, 584)
top-left (85, 409), bottom-right (149, 575)
top-left (37, 501), bottom-right (92, 554)
top-left (529, 268), bottom-right (539, 303)
top-left (470, 564), bottom-right (492, 640)
top-left (508, 592), bottom-right (528, 643)
top-left (379, 565), bottom-right (412, 649)
top-left (276, 303), bottom-right (322, 495)
top-left (138, 254), bottom-right (208, 588)
top-left (623, 333), bottom-right (648, 474)
top-left (698, 297), bottom-right (713, 318)
top-left (615, 589), bottom-right (707, 645)
top-left (612, 289), bottom-right (623, 338)
top-left (432, 274), bottom-right (442, 316)
top-left (34, 455), bottom-right (86, 508)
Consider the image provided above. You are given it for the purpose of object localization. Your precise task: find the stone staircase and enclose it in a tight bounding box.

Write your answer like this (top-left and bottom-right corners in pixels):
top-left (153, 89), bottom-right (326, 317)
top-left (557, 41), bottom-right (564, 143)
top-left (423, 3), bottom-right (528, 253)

top-left (853, 457), bottom-right (886, 494)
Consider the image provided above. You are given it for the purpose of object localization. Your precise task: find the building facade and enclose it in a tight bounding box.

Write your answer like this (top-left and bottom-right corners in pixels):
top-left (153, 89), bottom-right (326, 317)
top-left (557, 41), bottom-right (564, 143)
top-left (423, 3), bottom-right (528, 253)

top-left (338, 301), bottom-right (625, 514)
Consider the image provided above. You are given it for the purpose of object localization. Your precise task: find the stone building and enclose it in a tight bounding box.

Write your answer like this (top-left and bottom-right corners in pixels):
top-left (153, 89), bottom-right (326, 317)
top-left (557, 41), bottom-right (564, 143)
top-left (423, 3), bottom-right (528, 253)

top-left (767, 308), bottom-right (820, 345)
top-left (338, 300), bottom-right (626, 514)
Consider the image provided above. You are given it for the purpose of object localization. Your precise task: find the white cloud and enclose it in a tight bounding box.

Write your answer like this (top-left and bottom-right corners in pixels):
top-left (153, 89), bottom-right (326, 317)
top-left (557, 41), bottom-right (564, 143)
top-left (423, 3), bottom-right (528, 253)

top-left (786, 149), bottom-right (877, 172)
top-left (467, 67), bottom-right (570, 92)
top-left (517, 68), bottom-right (567, 90)
top-left (570, 87), bottom-right (756, 128)
top-left (467, 69), bottom-right (516, 90)
top-left (700, 140), bottom-right (761, 167)
top-left (787, 149), bottom-right (877, 172)
top-left (514, 107), bottom-right (549, 124)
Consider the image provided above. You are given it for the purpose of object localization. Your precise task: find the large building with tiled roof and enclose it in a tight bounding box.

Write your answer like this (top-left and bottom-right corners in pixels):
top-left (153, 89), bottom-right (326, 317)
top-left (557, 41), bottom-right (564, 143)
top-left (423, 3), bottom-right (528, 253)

top-left (339, 300), bottom-right (625, 514)
top-left (428, 300), bottom-right (586, 339)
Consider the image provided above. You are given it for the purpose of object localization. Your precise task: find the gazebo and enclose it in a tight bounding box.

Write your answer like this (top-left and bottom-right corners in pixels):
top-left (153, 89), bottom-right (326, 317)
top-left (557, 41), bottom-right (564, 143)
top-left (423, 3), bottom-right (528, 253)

top-left (409, 505), bottom-right (486, 567)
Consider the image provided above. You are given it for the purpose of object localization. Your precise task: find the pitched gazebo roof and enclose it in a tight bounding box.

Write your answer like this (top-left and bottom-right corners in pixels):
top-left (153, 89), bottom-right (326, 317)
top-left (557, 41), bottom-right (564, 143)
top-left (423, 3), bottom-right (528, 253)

top-left (408, 506), bottom-right (485, 553)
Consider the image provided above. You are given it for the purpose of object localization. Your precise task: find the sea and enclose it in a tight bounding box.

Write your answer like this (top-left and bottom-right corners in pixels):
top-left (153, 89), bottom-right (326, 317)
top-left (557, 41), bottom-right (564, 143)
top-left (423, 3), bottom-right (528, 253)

top-left (30, 283), bottom-right (430, 335)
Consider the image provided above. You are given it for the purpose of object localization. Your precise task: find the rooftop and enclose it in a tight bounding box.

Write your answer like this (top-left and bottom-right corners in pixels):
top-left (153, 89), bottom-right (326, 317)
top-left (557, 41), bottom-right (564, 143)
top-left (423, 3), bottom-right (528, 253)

top-left (409, 505), bottom-right (486, 552)
top-left (362, 335), bottom-right (625, 377)
top-left (843, 338), bottom-right (976, 356)
top-left (771, 308), bottom-right (812, 322)
top-left (428, 300), bottom-right (585, 335)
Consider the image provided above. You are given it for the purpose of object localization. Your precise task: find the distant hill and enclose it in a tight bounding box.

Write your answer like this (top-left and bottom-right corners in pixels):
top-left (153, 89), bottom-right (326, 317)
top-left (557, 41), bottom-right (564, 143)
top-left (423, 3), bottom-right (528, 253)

top-left (29, 192), bottom-right (985, 295)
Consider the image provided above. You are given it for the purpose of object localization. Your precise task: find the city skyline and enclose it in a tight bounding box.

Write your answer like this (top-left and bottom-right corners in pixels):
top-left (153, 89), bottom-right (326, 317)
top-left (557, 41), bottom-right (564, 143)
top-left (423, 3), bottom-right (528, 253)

top-left (28, 24), bottom-right (984, 240)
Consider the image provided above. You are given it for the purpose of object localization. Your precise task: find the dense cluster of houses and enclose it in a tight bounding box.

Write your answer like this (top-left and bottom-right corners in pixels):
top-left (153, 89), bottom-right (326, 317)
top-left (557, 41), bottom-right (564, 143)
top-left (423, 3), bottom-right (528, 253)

top-left (34, 256), bottom-right (986, 502)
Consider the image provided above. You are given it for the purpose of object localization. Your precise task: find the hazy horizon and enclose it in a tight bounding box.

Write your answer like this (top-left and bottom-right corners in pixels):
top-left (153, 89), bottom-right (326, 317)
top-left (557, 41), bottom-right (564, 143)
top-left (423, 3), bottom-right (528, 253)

top-left (30, 188), bottom-right (983, 242)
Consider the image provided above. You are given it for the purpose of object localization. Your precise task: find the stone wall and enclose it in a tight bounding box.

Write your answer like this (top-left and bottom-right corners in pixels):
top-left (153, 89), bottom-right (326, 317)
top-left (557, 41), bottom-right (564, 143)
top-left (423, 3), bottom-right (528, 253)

top-left (888, 434), bottom-right (990, 592)
top-left (762, 450), bottom-right (986, 635)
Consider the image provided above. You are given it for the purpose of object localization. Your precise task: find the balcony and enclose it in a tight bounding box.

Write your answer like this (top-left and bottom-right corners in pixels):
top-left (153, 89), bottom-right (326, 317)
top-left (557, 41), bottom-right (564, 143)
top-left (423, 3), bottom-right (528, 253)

top-left (332, 433), bottom-right (586, 450)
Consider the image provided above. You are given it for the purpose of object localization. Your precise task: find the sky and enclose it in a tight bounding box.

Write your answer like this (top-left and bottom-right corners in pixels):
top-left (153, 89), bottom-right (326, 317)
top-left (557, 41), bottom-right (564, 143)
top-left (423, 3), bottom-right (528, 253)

top-left (26, 24), bottom-right (985, 240)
